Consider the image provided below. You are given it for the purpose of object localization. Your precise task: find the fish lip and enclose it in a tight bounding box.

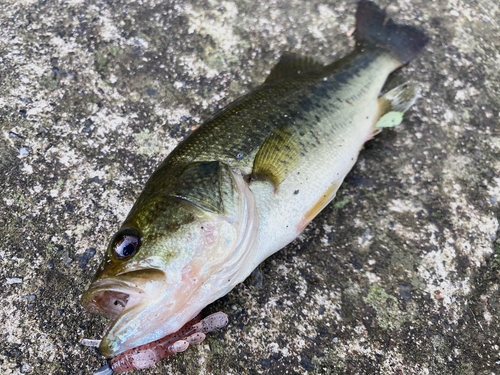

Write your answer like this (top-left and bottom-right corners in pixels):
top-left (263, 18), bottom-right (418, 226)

top-left (81, 269), bottom-right (166, 320)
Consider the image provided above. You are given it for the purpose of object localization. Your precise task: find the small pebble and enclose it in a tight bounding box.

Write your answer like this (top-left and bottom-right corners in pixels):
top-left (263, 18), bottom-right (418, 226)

top-left (94, 363), bottom-right (114, 375)
top-left (82, 338), bottom-right (102, 347)
top-left (19, 147), bottom-right (31, 157)
top-left (9, 131), bottom-right (22, 139)
top-left (21, 363), bottom-right (32, 373)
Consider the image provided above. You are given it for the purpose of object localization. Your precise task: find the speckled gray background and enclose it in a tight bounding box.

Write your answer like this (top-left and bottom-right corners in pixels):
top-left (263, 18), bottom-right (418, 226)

top-left (0, 0), bottom-right (499, 374)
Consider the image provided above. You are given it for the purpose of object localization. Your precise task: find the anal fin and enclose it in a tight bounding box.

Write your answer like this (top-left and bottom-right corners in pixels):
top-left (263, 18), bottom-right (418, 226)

top-left (297, 181), bottom-right (342, 233)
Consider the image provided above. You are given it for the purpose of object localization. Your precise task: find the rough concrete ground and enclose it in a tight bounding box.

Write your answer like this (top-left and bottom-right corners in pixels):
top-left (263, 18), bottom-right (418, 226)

top-left (0, 0), bottom-right (499, 374)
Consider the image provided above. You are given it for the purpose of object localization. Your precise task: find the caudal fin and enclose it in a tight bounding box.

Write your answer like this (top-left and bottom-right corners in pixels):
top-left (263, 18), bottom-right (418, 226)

top-left (356, 0), bottom-right (429, 65)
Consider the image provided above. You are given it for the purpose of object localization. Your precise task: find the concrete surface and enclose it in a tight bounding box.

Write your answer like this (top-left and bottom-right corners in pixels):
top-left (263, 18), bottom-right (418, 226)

top-left (0, 0), bottom-right (499, 374)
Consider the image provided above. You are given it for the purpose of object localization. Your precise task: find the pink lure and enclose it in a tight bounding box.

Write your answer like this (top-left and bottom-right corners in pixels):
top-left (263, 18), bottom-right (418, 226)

top-left (109, 312), bottom-right (228, 373)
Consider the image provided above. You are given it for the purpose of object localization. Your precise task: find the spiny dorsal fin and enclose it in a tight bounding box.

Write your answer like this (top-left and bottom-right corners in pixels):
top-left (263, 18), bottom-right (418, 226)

top-left (265, 52), bottom-right (325, 84)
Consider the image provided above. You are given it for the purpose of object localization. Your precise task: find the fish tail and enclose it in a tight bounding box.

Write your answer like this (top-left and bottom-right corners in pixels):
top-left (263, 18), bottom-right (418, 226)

top-left (355, 0), bottom-right (429, 65)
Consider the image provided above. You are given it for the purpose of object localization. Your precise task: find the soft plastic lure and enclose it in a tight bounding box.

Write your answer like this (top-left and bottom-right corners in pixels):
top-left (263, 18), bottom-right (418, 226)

top-left (85, 312), bottom-right (228, 374)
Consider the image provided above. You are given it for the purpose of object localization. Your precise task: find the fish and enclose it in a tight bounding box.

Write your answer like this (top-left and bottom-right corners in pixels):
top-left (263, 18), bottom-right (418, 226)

top-left (81, 0), bottom-right (429, 367)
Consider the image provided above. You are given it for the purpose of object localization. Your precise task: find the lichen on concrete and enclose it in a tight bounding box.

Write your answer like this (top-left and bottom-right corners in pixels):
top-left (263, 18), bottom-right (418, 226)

top-left (0, 0), bottom-right (499, 374)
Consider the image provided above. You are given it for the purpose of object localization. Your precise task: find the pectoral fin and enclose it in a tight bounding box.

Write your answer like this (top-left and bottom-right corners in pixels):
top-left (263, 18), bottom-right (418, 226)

top-left (251, 126), bottom-right (302, 188)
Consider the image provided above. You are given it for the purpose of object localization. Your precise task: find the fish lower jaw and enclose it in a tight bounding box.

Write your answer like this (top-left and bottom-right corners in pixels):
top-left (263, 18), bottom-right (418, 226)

top-left (93, 292), bottom-right (166, 357)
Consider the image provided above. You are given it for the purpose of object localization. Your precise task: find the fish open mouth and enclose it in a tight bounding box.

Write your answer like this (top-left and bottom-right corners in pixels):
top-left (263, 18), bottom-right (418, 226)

top-left (84, 287), bottom-right (136, 320)
top-left (81, 269), bottom-right (167, 321)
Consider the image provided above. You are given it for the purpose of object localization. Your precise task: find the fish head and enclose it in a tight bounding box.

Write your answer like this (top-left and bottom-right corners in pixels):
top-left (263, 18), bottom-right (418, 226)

top-left (81, 163), bottom-right (257, 357)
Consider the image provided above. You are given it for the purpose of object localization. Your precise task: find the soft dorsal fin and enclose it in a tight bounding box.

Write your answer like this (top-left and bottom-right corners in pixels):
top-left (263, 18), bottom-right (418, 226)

top-left (265, 52), bottom-right (325, 84)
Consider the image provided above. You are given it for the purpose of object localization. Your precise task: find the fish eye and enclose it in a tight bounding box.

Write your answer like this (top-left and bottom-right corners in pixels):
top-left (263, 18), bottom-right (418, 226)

top-left (112, 229), bottom-right (141, 260)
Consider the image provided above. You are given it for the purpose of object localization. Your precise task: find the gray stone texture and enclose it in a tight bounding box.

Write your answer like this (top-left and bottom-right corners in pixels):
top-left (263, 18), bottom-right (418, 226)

top-left (0, 0), bottom-right (499, 374)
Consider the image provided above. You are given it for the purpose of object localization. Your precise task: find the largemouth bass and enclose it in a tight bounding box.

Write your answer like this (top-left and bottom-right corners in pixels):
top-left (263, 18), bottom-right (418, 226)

top-left (82, 0), bottom-right (428, 364)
